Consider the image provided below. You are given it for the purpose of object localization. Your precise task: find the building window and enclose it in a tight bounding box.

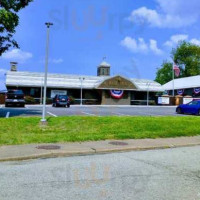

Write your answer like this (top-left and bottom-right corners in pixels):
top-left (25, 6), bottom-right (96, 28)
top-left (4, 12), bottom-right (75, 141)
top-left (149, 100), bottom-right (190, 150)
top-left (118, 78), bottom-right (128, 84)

top-left (30, 88), bottom-right (35, 96)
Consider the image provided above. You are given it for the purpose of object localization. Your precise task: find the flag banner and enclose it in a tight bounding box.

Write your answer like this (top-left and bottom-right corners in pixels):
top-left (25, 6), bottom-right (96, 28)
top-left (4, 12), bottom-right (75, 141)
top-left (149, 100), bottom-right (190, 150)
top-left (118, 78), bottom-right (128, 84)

top-left (194, 88), bottom-right (200, 94)
top-left (173, 64), bottom-right (180, 77)
top-left (177, 89), bottom-right (184, 95)
top-left (110, 90), bottom-right (124, 99)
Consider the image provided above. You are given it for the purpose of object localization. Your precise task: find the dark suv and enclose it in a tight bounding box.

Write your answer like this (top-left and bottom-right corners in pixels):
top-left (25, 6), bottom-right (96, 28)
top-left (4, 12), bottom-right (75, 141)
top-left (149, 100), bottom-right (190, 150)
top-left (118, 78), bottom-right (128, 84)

top-left (52, 95), bottom-right (70, 108)
top-left (5, 90), bottom-right (25, 107)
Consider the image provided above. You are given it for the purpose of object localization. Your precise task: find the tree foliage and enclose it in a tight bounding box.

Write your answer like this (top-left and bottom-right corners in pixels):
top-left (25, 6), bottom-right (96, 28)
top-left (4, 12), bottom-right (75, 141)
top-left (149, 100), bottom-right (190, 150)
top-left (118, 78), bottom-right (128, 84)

top-left (155, 61), bottom-right (173, 85)
top-left (0, 0), bottom-right (33, 56)
top-left (173, 41), bottom-right (200, 77)
top-left (155, 41), bottom-right (200, 84)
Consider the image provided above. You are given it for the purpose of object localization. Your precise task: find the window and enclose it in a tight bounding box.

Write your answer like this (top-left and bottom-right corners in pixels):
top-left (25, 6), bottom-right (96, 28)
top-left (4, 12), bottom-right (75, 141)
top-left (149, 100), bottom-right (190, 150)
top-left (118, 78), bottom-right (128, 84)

top-left (188, 101), bottom-right (199, 105)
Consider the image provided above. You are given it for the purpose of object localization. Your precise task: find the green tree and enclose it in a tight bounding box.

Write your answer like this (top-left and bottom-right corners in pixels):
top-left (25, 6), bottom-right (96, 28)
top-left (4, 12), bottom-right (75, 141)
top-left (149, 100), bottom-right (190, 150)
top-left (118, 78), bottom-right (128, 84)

top-left (173, 41), bottom-right (200, 77)
top-left (155, 61), bottom-right (173, 85)
top-left (0, 0), bottom-right (33, 56)
top-left (155, 41), bottom-right (200, 84)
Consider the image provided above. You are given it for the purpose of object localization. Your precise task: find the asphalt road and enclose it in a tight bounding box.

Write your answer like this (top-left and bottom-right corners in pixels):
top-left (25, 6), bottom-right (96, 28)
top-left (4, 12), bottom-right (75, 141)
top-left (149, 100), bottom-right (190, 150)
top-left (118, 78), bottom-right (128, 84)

top-left (0, 146), bottom-right (200, 200)
top-left (0, 105), bottom-right (183, 118)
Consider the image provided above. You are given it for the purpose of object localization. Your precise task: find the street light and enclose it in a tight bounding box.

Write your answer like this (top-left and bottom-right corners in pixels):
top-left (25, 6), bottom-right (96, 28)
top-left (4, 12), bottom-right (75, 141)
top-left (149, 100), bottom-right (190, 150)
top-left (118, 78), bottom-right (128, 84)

top-left (40, 77), bottom-right (43, 105)
top-left (146, 82), bottom-right (151, 106)
top-left (41, 22), bottom-right (53, 123)
top-left (79, 77), bottom-right (85, 106)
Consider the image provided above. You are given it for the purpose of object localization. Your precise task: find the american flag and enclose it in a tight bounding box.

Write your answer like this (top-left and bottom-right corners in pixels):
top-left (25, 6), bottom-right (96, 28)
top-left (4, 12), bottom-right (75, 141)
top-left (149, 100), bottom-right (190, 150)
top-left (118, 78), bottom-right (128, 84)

top-left (173, 64), bottom-right (180, 77)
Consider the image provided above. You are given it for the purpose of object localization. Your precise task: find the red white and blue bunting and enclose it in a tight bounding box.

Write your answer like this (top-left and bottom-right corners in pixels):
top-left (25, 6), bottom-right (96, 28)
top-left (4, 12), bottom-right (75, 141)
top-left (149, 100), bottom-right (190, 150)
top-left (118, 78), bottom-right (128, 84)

top-left (177, 89), bottom-right (184, 95)
top-left (110, 90), bottom-right (124, 99)
top-left (194, 88), bottom-right (200, 94)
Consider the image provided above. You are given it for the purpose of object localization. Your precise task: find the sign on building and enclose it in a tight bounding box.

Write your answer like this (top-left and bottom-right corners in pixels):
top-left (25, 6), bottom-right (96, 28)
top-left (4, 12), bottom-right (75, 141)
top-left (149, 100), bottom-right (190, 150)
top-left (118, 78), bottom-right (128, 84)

top-left (51, 90), bottom-right (67, 98)
top-left (158, 97), bottom-right (170, 105)
top-left (183, 98), bottom-right (193, 104)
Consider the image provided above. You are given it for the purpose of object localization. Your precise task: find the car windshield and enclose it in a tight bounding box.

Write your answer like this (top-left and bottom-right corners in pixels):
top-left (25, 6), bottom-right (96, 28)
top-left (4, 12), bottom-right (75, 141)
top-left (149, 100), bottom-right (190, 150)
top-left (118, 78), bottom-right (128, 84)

top-left (188, 101), bottom-right (199, 106)
top-left (58, 95), bottom-right (67, 100)
top-left (7, 90), bottom-right (23, 95)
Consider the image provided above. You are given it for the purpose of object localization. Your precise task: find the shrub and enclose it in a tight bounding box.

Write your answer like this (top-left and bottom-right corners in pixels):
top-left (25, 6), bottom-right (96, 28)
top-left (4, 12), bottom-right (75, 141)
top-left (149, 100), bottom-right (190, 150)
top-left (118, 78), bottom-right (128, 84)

top-left (149, 101), bottom-right (156, 105)
top-left (69, 96), bottom-right (75, 104)
top-left (46, 98), bottom-right (53, 104)
top-left (25, 96), bottom-right (36, 104)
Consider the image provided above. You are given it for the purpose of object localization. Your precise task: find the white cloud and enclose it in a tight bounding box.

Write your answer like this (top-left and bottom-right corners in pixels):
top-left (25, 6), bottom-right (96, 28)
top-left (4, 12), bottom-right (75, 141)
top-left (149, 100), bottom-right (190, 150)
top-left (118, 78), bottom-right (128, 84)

top-left (120, 37), bottom-right (137, 52)
top-left (40, 58), bottom-right (64, 64)
top-left (190, 38), bottom-right (200, 46)
top-left (2, 49), bottom-right (33, 62)
top-left (128, 7), bottom-right (162, 27)
top-left (150, 40), bottom-right (163, 55)
top-left (164, 34), bottom-right (200, 47)
top-left (120, 37), bottom-right (163, 55)
top-left (164, 34), bottom-right (189, 47)
top-left (120, 37), bottom-right (148, 53)
top-left (138, 38), bottom-right (148, 51)
top-left (50, 58), bottom-right (64, 64)
top-left (128, 0), bottom-right (200, 28)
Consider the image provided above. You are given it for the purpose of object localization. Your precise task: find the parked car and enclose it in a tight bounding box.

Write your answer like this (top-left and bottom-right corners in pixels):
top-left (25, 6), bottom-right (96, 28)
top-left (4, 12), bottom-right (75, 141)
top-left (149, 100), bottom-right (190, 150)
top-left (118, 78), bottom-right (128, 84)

top-left (52, 95), bottom-right (70, 108)
top-left (176, 100), bottom-right (200, 115)
top-left (5, 90), bottom-right (25, 107)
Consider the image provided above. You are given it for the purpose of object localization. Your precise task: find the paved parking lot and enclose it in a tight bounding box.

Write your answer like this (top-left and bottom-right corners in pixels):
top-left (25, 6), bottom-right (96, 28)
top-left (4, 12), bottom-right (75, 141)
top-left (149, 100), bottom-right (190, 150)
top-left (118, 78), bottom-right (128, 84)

top-left (0, 104), bottom-right (184, 118)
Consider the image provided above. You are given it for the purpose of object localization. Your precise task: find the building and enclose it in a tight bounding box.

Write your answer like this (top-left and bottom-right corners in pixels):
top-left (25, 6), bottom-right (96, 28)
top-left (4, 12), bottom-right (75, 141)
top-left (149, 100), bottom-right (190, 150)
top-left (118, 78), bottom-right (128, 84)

top-left (162, 75), bottom-right (200, 97)
top-left (5, 61), bottom-right (163, 105)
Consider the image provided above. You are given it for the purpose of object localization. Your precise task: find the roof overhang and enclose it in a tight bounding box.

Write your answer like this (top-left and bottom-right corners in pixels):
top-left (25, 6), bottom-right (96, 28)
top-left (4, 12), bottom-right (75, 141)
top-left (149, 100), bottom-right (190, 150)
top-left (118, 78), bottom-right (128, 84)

top-left (96, 75), bottom-right (138, 90)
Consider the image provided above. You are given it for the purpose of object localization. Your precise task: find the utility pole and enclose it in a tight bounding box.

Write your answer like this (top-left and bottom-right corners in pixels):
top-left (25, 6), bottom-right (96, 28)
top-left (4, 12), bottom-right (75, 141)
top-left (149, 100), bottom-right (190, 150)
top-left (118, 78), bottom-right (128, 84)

top-left (147, 82), bottom-right (151, 106)
top-left (79, 77), bottom-right (85, 106)
top-left (40, 78), bottom-right (43, 105)
top-left (41, 22), bottom-right (53, 123)
top-left (172, 61), bottom-right (175, 97)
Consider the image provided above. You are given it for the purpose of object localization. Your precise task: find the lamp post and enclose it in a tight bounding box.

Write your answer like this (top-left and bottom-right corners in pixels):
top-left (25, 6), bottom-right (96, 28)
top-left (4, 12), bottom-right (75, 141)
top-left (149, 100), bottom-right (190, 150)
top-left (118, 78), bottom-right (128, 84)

top-left (40, 78), bottom-right (43, 105)
top-left (79, 77), bottom-right (85, 106)
top-left (41, 22), bottom-right (53, 123)
top-left (147, 82), bottom-right (151, 106)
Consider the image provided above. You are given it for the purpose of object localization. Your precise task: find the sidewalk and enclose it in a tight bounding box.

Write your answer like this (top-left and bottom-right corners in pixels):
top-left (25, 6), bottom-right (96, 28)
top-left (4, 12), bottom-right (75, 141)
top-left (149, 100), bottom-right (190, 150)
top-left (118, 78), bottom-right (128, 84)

top-left (1, 136), bottom-right (200, 162)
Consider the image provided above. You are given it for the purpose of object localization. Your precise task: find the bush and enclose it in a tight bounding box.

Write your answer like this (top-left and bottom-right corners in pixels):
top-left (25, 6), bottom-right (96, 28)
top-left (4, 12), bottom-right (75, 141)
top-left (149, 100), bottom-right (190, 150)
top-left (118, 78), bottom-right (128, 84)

top-left (149, 100), bottom-right (156, 105)
top-left (46, 98), bottom-right (53, 104)
top-left (25, 96), bottom-right (36, 104)
top-left (69, 96), bottom-right (75, 104)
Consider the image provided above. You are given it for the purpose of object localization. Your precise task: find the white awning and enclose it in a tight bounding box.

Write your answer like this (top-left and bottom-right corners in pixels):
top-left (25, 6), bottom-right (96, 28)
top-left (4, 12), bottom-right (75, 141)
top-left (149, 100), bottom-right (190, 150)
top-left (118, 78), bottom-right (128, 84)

top-left (162, 75), bottom-right (200, 90)
top-left (6, 71), bottom-right (163, 92)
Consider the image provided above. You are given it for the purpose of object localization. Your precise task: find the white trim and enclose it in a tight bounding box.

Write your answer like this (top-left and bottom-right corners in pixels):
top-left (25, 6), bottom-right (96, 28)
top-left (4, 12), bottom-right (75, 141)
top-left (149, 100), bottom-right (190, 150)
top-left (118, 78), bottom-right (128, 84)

top-left (112, 112), bottom-right (131, 116)
top-left (6, 112), bottom-right (10, 118)
top-left (81, 112), bottom-right (97, 116)
top-left (47, 112), bottom-right (57, 117)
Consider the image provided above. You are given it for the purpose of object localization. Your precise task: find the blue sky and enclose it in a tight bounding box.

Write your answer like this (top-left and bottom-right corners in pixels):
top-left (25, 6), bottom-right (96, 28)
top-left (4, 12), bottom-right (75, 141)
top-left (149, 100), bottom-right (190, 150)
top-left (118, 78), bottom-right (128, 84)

top-left (1, 0), bottom-right (200, 89)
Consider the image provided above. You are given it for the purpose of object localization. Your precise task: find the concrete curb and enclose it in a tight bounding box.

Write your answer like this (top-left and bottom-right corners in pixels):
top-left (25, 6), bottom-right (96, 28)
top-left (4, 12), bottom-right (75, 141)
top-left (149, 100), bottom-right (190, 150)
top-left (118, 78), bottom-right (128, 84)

top-left (0, 136), bottom-right (200, 162)
top-left (0, 152), bottom-right (96, 162)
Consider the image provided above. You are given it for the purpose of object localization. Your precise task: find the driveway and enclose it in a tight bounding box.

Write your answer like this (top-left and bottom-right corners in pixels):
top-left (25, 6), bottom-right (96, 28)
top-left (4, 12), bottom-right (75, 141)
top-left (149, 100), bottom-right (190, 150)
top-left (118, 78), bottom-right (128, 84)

top-left (0, 105), bottom-right (181, 118)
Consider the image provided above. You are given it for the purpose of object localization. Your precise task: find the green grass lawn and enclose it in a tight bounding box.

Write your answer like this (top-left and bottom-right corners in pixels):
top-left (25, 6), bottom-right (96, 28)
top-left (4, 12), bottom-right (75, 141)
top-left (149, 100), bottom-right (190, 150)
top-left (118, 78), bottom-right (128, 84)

top-left (0, 116), bottom-right (200, 145)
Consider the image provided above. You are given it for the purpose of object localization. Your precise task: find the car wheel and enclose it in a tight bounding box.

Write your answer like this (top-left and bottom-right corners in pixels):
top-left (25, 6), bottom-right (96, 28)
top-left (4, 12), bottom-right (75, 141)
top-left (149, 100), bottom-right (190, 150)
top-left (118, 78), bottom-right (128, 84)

top-left (197, 109), bottom-right (200, 116)
top-left (177, 108), bottom-right (182, 114)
